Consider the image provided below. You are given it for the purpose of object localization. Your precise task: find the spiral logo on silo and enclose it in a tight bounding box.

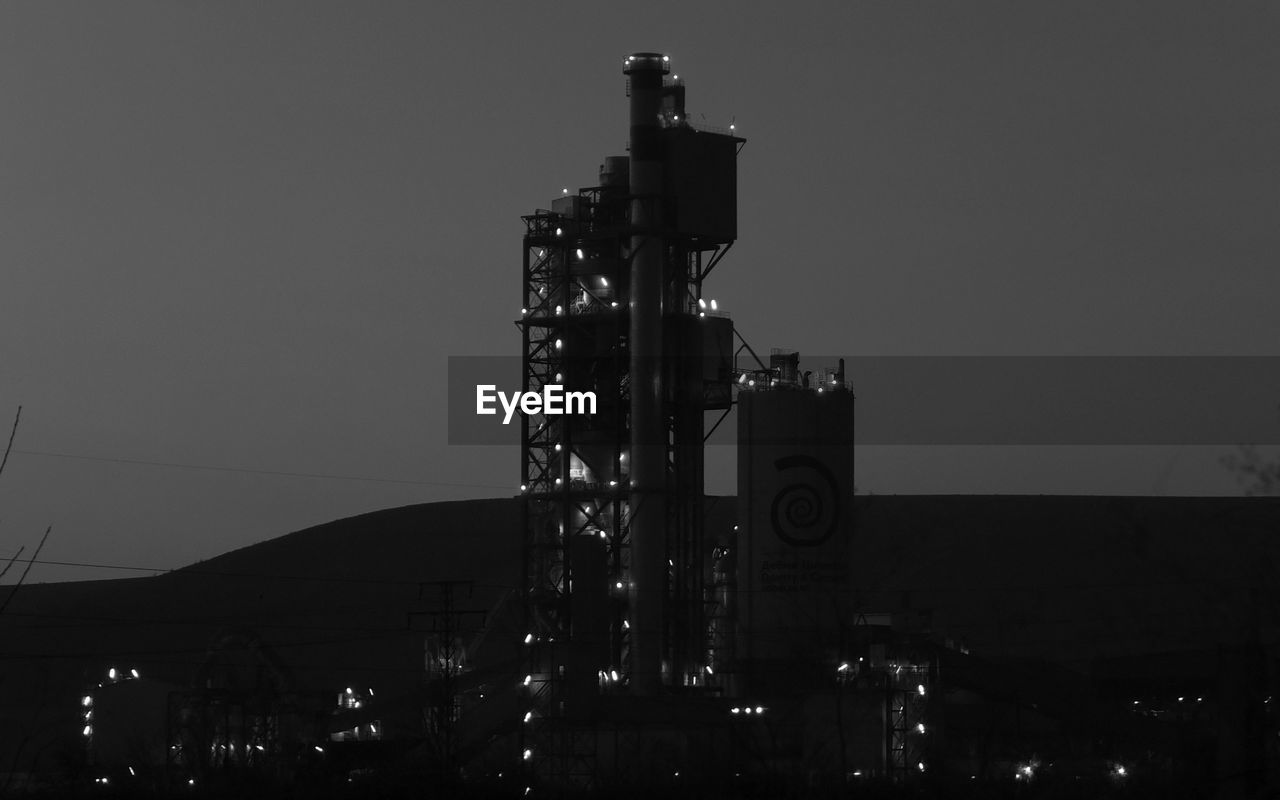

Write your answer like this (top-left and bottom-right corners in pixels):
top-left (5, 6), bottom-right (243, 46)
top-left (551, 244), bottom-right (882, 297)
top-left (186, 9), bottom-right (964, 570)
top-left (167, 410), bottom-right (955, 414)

top-left (769, 455), bottom-right (840, 547)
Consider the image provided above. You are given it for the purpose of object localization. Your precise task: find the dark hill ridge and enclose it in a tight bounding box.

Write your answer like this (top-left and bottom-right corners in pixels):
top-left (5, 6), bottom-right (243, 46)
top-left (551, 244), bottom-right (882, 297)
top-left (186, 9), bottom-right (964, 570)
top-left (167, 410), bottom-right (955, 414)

top-left (2, 494), bottom-right (1280, 776)
top-left (0, 498), bottom-right (524, 774)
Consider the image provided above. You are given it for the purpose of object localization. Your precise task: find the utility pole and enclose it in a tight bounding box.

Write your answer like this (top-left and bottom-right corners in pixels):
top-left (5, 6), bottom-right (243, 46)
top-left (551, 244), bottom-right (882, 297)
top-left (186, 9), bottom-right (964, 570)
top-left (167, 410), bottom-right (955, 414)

top-left (408, 580), bottom-right (487, 793)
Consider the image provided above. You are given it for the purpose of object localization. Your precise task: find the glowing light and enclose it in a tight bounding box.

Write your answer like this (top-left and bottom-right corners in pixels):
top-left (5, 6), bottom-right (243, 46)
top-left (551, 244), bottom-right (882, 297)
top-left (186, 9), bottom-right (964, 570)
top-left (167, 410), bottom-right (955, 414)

top-left (698, 298), bottom-right (706, 309)
top-left (524, 712), bottom-right (533, 723)
top-left (615, 581), bottom-right (624, 589)
top-left (729, 123), bottom-right (735, 130)
top-left (600, 276), bottom-right (608, 287)
top-left (916, 723), bottom-right (926, 733)
top-left (520, 484), bottom-right (528, 492)
top-left (838, 662), bottom-right (850, 672)
top-left (554, 227), bottom-right (563, 236)
top-left (710, 299), bottom-right (717, 311)
top-left (130, 668), bottom-right (139, 679)
top-left (610, 301), bottom-right (618, 308)
top-left (555, 339), bottom-right (562, 350)
top-left (917, 684), bottom-right (926, 696)
top-left (562, 188), bottom-right (568, 194)
top-left (523, 749), bottom-right (532, 760)
top-left (611, 670), bottom-right (619, 682)
top-left (755, 706), bottom-right (764, 714)
top-left (575, 248), bottom-right (584, 260)
top-left (83, 725), bottom-right (92, 737)
top-left (315, 745), bottom-right (325, 754)
top-left (554, 443), bottom-right (562, 452)
top-left (82, 696), bottom-right (92, 707)
top-left (523, 675), bottom-right (532, 686)
top-left (524, 633), bottom-right (533, 644)
top-left (108, 668), bottom-right (117, 680)
top-left (917, 762), bottom-right (926, 772)
top-left (521, 308), bottom-right (528, 315)
top-left (555, 304), bottom-right (563, 315)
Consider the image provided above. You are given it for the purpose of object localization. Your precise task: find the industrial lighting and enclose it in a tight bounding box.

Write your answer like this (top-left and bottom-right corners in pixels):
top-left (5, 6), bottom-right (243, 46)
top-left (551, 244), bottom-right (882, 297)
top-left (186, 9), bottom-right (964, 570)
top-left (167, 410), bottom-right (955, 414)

top-left (916, 723), bottom-right (926, 733)
top-left (82, 696), bottom-right (92, 707)
top-left (108, 668), bottom-right (116, 680)
top-left (523, 675), bottom-right (532, 686)
top-left (524, 633), bottom-right (533, 644)
top-left (130, 668), bottom-right (139, 679)
top-left (917, 762), bottom-right (926, 772)
top-left (346, 687), bottom-right (353, 695)
top-left (731, 707), bottom-right (740, 714)
top-left (82, 725), bottom-right (92, 737)
top-left (608, 480), bottom-right (617, 486)
top-left (555, 304), bottom-right (563, 315)
top-left (738, 373), bottom-right (747, 384)
top-left (698, 312), bottom-right (706, 318)
top-left (554, 227), bottom-right (562, 236)
top-left (838, 662), bottom-right (850, 673)
top-left (562, 188), bottom-right (568, 194)
top-left (611, 670), bottom-right (619, 682)
top-left (622, 620), bottom-right (630, 629)
top-left (917, 684), bottom-right (926, 696)
top-left (698, 298), bottom-right (706, 310)
top-left (520, 484), bottom-right (528, 492)
top-left (610, 301), bottom-right (618, 308)
top-left (524, 712), bottom-right (533, 723)
top-left (710, 299), bottom-right (717, 311)
top-left (315, 746), bottom-right (325, 754)
top-left (555, 339), bottom-right (562, 349)
top-left (521, 308), bottom-right (528, 315)
top-left (523, 749), bottom-right (532, 760)
top-left (755, 706), bottom-right (764, 714)
top-left (743, 707), bottom-right (752, 715)
top-left (662, 55), bottom-right (669, 62)
top-left (729, 124), bottom-right (735, 130)
top-left (575, 248), bottom-right (584, 260)
top-left (615, 581), bottom-right (624, 589)
top-left (600, 277), bottom-right (608, 287)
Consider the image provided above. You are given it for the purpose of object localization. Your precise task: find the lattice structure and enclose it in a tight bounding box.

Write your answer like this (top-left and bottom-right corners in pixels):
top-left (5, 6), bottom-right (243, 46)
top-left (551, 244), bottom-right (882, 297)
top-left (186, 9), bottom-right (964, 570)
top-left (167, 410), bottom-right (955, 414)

top-left (887, 661), bottom-right (933, 781)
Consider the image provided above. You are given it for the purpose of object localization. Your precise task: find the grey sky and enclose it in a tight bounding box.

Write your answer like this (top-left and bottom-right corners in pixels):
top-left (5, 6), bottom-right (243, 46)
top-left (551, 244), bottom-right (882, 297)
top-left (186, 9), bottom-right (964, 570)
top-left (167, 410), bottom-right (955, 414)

top-left (2, 2), bottom-right (1278, 581)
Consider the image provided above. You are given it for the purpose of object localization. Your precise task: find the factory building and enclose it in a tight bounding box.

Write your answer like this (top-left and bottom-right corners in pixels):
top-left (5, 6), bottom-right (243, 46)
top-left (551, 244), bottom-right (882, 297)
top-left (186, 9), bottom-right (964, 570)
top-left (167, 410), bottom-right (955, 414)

top-left (5, 51), bottom-right (1280, 800)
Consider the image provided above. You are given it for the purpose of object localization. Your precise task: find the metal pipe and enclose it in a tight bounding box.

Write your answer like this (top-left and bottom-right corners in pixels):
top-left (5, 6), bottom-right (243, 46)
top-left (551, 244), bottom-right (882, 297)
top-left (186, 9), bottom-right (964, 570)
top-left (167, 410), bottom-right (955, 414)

top-left (624, 52), bottom-right (668, 695)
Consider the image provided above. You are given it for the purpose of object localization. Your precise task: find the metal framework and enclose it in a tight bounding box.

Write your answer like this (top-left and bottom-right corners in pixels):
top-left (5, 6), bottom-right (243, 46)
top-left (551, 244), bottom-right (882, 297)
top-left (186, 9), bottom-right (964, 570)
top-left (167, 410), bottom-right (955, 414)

top-left (518, 182), bottom-right (732, 789)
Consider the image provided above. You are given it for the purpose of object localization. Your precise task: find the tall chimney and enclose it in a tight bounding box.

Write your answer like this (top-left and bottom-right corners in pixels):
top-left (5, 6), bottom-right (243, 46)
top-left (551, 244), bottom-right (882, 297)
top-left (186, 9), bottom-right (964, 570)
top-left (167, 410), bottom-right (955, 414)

top-left (623, 52), bottom-right (668, 695)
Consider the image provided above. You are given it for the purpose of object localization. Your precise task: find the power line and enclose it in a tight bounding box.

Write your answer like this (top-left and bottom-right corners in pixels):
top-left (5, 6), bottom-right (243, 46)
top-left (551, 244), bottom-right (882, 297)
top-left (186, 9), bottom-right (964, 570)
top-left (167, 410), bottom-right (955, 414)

top-left (2, 556), bottom-right (517, 590)
top-left (11, 448), bottom-right (513, 491)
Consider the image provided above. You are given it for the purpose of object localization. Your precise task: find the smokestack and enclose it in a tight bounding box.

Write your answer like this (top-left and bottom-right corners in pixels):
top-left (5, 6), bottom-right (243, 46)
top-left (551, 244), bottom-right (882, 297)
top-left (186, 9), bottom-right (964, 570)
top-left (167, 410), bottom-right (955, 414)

top-left (624, 52), bottom-right (669, 695)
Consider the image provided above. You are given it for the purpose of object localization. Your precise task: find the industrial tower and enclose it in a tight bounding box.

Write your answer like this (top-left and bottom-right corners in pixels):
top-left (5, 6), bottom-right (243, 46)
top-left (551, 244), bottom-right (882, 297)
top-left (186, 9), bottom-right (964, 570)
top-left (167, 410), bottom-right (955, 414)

top-left (517, 52), bottom-right (741, 786)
